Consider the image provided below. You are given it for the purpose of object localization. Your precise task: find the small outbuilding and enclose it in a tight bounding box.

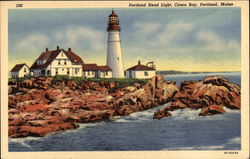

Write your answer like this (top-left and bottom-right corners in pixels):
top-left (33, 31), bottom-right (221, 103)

top-left (97, 66), bottom-right (112, 78)
top-left (10, 63), bottom-right (30, 78)
top-left (82, 64), bottom-right (99, 78)
top-left (125, 61), bottom-right (156, 79)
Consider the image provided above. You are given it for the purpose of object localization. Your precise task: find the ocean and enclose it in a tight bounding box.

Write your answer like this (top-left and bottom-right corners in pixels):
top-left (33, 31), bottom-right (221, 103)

top-left (9, 72), bottom-right (241, 151)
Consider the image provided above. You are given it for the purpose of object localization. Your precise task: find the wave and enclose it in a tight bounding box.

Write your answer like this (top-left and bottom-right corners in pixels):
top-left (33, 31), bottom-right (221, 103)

top-left (170, 109), bottom-right (202, 120)
top-left (9, 136), bottom-right (43, 148)
top-left (60, 122), bottom-right (105, 134)
top-left (114, 104), bottom-right (169, 123)
top-left (224, 107), bottom-right (240, 114)
top-left (162, 137), bottom-right (241, 150)
top-left (114, 103), bottom-right (240, 123)
top-left (166, 105), bottom-right (240, 121)
top-left (9, 121), bottom-right (105, 148)
top-left (169, 108), bottom-right (227, 121)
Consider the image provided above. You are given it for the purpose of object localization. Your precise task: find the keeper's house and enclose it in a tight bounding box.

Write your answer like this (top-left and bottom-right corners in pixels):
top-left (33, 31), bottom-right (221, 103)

top-left (125, 61), bottom-right (156, 79)
top-left (10, 63), bottom-right (30, 78)
top-left (30, 46), bottom-right (84, 77)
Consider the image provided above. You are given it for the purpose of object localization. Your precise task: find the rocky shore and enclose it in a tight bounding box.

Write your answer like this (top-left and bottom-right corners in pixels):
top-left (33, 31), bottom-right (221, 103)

top-left (153, 76), bottom-right (241, 119)
top-left (8, 76), bottom-right (178, 138)
top-left (8, 75), bottom-right (240, 138)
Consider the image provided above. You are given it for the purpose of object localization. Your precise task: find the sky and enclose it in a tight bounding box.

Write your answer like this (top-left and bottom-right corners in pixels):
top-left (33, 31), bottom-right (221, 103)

top-left (8, 8), bottom-right (241, 72)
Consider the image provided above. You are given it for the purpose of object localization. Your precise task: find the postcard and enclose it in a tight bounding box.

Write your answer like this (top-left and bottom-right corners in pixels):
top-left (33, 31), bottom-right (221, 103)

top-left (0, 1), bottom-right (249, 159)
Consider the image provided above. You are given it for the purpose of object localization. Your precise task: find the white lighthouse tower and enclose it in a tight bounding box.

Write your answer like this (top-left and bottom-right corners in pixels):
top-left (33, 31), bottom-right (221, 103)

top-left (106, 10), bottom-right (125, 78)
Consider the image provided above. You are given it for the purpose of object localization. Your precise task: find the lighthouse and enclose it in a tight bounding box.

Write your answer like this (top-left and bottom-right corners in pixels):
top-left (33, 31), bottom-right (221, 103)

top-left (106, 10), bottom-right (125, 78)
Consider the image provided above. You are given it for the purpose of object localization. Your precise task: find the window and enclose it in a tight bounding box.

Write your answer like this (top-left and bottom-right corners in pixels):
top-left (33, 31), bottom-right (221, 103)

top-left (75, 68), bottom-right (79, 74)
top-left (56, 68), bottom-right (58, 75)
top-left (144, 72), bottom-right (148, 76)
top-left (117, 57), bottom-right (119, 61)
top-left (87, 71), bottom-right (90, 76)
top-left (67, 68), bottom-right (70, 75)
top-left (64, 60), bottom-right (67, 65)
top-left (61, 53), bottom-right (64, 57)
top-left (58, 60), bottom-right (61, 65)
top-left (92, 71), bottom-right (94, 75)
top-left (105, 71), bottom-right (108, 76)
top-left (110, 17), bottom-right (117, 22)
top-left (24, 68), bottom-right (26, 73)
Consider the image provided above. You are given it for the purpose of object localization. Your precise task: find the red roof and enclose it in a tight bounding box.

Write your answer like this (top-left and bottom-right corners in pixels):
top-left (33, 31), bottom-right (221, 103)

top-left (127, 62), bottom-right (155, 71)
top-left (11, 63), bottom-right (28, 72)
top-left (30, 48), bottom-right (84, 70)
top-left (82, 64), bottom-right (112, 71)
top-left (98, 65), bottom-right (112, 71)
top-left (82, 64), bottom-right (99, 71)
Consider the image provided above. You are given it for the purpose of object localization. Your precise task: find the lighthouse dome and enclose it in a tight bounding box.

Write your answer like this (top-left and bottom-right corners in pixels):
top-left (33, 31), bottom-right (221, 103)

top-left (109, 10), bottom-right (118, 17)
top-left (107, 9), bottom-right (120, 31)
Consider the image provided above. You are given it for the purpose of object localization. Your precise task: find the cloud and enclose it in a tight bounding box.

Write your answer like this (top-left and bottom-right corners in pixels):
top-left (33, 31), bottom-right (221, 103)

top-left (227, 39), bottom-right (240, 50)
top-left (196, 30), bottom-right (221, 42)
top-left (150, 22), bottom-right (194, 46)
top-left (196, 30), bottom-right (240, 52)
top-left (16, 25), bottom-right (105, 54)
top-left (17, 33), bottom-right (50, 52)
top-left (53, 26), bottom-right (105, 50)
top-left (133, 22), bottom-right (160, 34)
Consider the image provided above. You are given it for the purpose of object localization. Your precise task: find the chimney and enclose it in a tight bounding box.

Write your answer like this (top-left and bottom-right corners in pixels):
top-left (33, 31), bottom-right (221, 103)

top-left (57, 46), bottom-right (59, 50)
top-left (46, 48), bottom-right (48, 51)
top-left (68, 48), bottom-right (71, 52)
top-left (138, 60), bottom-right (141, 65)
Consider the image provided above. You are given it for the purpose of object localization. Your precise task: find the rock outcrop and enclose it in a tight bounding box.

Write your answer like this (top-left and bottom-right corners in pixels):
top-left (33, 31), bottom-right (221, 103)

top-left (153, 76), bottom-right (241, 119)
top-left (9, 75), bottom-right (240, 137)
top-left (8, 75), bottom-right (178, 138)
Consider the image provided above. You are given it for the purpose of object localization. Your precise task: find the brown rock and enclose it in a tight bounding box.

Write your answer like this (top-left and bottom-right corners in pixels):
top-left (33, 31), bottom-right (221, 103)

top-left (153, 110), bottom-right (171, 119)
top-left (226, 102), bottom-right (240, 109)
top-left (199, 105), bottom-right (225, 116)
top-left (27, 120), bottom-right (49, 127)
top-left (168, 101), bottom-right (187, 110)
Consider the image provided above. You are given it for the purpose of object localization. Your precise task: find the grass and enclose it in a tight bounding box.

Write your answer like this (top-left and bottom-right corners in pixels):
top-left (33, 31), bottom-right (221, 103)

top-left (9, 75), bottom-right (148, 92)
top-left (8, 76), bottom-right (31, 83)
top-left (52, 75), bottom-right (147, 92)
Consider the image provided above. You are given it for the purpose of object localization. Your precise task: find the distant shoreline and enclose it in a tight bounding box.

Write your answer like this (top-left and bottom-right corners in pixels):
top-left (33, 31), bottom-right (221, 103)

top-left (156, 70), bottom-right (240, 75)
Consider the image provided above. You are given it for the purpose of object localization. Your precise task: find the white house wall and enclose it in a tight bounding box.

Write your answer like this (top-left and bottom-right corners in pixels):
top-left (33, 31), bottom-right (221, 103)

top-left (11, 72), bottom-right (19, 78)
top-left (11, 65), bottom-right (30, 78)
top-left (126, 70), bottom-right (155, 79)
top-left (32, 51), bottom-right (82, 77)
top-left (83, 71), bottom-right (97, 78)
top-left (125, 70), bottom-right (136, 78)
top-left (20, 65), bottom-right (30, 77)
top-left (31, 69), bottom-right (41, 77)
top-left (98, 71), bottom-right (112, 78)
top-left (135, 70), bottom-right (155, 79)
